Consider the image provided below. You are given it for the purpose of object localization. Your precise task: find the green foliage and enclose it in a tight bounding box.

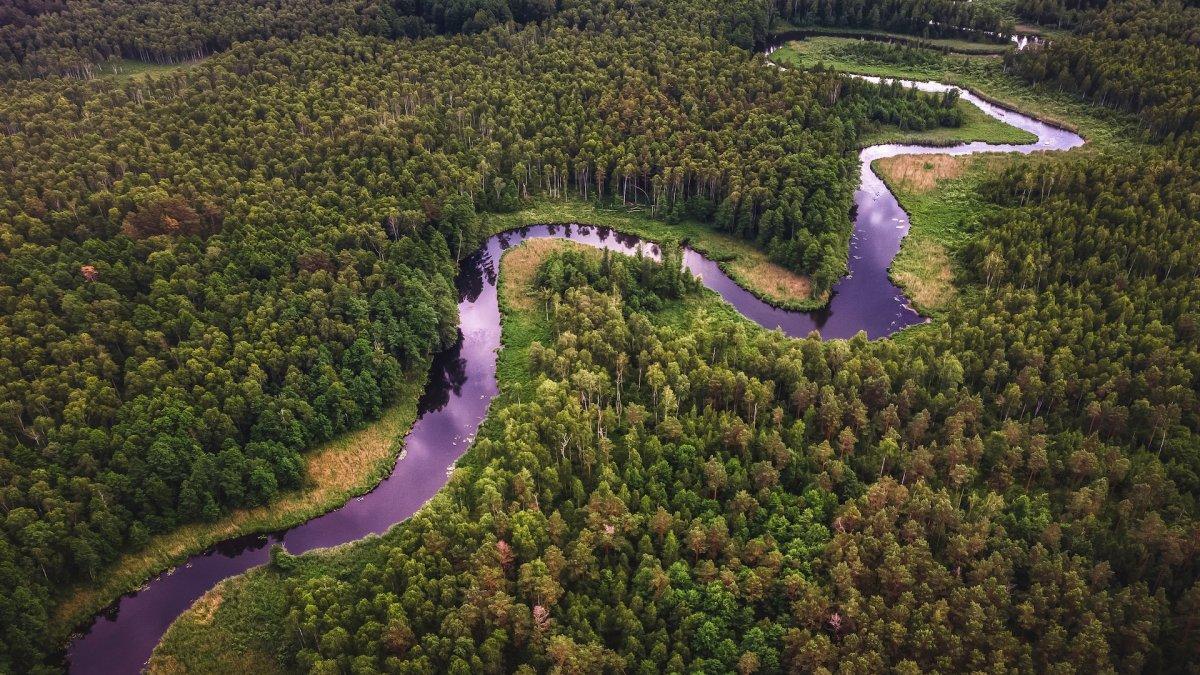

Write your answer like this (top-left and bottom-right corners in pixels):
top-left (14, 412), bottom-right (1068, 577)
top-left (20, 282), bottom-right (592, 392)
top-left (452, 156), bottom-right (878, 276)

top-left (269, 544), bottom-right (299, 573)
top-left (770, 0), bottom-right (1015, 40)
top-left (1013, 0), bottom-right (1116, 27)
top-left (155, 3), bottom-right (1200, 672)
top-left (0, 0), bottom-right (556, 79)
top-left (1010, 0), bottom-right (1200, 139)
top-left (4, 0), bottom-right (1199, 672)
top-left (234, 225), bottom-right (1198, 670)
top-left (0, 3), bottom-right (972, 670)
top-left (843, 77), bottom-right (968, 132)
top-left (830, 39), bottom-right (945, 68)
top-left (534, 243), bottom-right (695, 313)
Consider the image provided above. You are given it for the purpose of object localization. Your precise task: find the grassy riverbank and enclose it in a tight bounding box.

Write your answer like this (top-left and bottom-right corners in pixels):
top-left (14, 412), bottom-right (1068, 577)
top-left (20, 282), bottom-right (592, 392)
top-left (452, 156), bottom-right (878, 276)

top-left (64, 200), bottom-right (821, 656)
top-left (148, 239), bottom-right (739, 671)
top-left (51, 364), bottom-right (428, 651)
top-left (770, 36), bottom-right (1135, 150)
top-left (874, 153), bottom-right (1018, 314)
top-left (485, 200), bottom-right (824, 310)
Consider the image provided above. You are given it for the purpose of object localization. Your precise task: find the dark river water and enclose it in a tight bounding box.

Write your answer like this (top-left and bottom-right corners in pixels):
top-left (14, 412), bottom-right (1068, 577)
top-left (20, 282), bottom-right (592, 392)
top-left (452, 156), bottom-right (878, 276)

top-left (64, 45), bottom-right (1083, 675)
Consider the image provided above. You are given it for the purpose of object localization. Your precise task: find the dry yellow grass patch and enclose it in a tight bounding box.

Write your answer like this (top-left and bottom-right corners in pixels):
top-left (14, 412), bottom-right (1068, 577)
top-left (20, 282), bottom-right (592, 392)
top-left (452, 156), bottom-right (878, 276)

top-left (145, 655), bottom-right (183, 675)
top-left (731, 259), bottom-right (813, 303)
top-left (892, 237), bottom-right (955, 311)
top-left (501, 239), bottom-right (590, 311)
top-left (186, 584), bottom-right (225, 626)
top-left (876, 154), bottom-right (1015, 194)
top-left (145, 579), bottom-right (286, 675)
top-left (53, 376), bottom-right (423, 642)
top-left (876, 154), bottom-right (973, 192)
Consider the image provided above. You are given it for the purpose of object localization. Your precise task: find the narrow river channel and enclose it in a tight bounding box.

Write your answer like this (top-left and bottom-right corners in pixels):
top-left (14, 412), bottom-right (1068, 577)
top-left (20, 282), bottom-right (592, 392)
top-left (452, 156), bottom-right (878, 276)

top-left (65, 39), bottom-right (1083, 674)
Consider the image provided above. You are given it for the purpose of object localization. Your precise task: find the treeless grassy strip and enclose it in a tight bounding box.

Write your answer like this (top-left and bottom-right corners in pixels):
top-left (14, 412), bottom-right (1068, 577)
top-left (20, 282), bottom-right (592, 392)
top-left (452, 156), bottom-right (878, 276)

top-left (892, 231), bottom-right (956, 312)
top-left (184, 585), bottom-right (225, 626)
top-left (99, 57), bottom-right (208, 82)
top-left (736, 257), bottom-right (813, 302)
top-left (50, 365), bottom-right (428, 647)
top-left (879, 153), bottom-right (1011, 192)
top-left (875, 153), bottom-right (1021, 313)
top-left (485, 200), bottom-right (824, 310)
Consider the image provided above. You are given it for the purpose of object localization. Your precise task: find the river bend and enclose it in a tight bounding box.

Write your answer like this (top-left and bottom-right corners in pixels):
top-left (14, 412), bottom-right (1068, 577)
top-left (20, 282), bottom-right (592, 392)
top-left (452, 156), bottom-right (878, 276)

top-left (65, 47), bottom-right (1083, 674)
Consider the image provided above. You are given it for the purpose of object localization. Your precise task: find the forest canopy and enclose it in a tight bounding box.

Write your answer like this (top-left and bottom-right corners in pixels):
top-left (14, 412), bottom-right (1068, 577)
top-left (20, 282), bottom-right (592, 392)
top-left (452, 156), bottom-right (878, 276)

top-left (0, 0), bottom-right (1198, 672)
top-left (240, 173), bottom-right (1200, 669)
top-left (0, 0), bottom-right (558, 78)
top-left (149, 0), bottom-right (1200, 671)
top-left (768, 0), bottom-right (1014, 40)
top-left (0, 1), bottom-right (974, 670)
top-left (1009, 0), bottom-right (1200, 138)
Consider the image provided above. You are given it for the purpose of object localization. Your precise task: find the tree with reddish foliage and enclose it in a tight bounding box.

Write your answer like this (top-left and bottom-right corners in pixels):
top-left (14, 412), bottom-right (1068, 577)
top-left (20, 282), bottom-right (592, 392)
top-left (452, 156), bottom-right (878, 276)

top-left (496, 539), bottom-right (515, 570)
top-left (296, 250), bottom-right (334, 273)
top-left (121, 196), bottom-right (208, 239)
top-left (827, 611), bottom-right (843, 635)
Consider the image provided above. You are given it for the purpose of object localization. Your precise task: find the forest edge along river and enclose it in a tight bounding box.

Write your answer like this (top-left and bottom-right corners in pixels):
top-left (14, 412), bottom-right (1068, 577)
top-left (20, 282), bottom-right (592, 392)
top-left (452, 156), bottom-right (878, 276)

top-left (64, 36), bottom-right (1084, 674)
top-left (63, 35), bottom-right (1086, 675)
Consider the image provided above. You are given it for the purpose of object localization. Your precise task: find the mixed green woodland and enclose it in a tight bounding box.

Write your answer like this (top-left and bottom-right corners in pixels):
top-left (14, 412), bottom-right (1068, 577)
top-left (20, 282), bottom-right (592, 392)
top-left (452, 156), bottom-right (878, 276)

top-left (0, 0), bottom-right (977, 670)
top-left (0, 0), bottom-right (1198, 672)
top-left (0, 0), bottom-right (1017, 78)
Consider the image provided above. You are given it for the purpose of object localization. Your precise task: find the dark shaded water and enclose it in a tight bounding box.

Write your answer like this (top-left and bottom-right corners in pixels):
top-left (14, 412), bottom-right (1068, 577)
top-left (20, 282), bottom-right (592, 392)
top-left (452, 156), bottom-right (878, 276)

top-left (65, 50), bottom-right (1083, 674)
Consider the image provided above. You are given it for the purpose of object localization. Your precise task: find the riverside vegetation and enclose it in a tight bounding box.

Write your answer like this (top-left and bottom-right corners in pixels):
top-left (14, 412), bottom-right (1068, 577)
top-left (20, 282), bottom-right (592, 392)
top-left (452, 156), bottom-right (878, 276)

top-left (157, 2), bottom-right (1200, 672)
top-left (0, 0), bottom-right (980, 670)
top-left (162, 151), bottom-right (1200, 668)
top-left (2, 0), bottom-right (1200, 672)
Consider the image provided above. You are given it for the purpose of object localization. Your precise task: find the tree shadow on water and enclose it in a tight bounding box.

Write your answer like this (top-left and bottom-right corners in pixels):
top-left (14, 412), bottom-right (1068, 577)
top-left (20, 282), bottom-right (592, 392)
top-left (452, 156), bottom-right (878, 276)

top-left (417, 331), bottom-right (468, 415)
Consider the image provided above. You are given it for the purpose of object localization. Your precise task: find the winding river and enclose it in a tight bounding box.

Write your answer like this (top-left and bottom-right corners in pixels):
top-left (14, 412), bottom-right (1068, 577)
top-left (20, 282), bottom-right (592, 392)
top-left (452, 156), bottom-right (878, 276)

top-left (65, 39), bottom-right (1083, 674)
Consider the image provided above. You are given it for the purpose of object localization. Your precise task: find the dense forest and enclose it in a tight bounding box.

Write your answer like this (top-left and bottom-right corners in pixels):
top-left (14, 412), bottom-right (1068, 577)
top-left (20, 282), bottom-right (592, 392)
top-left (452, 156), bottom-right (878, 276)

top-left (0, 0), bottom-right (1197, 671)
top-left (1012, 0), bottom-right (1199, 28)
top-left (0, 0), bottom-right (1019, 79)
top-left (162, 0), bottom-right (1200, 672)
top-left (0, 0), bottom-right (977, 670)
top-left (1009, 0), bottom-right (1200, 138)
top-left (254, 164), bottom-right (1200, 669)
top-left (0, 0), bottom-right (560, 78)
top-left (1011, 0), bottom-right (1112, 27)
top-left (768, 0), bottom-right (1013, 40)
